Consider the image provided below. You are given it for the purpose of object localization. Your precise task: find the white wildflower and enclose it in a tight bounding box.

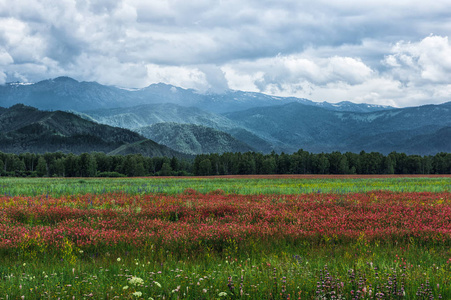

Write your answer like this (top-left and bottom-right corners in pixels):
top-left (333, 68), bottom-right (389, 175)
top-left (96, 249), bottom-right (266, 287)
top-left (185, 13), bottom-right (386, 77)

top-left (129, 276), bottom-right (144, 286)
top-left (132, 291), bottom-right (142, 297)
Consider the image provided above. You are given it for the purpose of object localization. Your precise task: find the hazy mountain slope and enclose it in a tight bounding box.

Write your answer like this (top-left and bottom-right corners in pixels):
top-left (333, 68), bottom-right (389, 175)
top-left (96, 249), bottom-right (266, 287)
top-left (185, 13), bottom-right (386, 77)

top-left (0, 104), bottom-right (183, 156)
top-left (135, 123), bottom-right (254, 155)
top-left (107, 139), bottom-right (189, 158)
top-left (80, 103), bottom-right (275, 153)
top-left (224, 102), bottom-right (451, 155)
top-left (344, 125), bottom-right (449, 154)
top-left (404, 127), bottom-right (451, 154)
top-left (225, 128), bottom-right (276, 153)
top-left (81, 103), bottom-right (237, 130)
top-left (224, 103), bottom-right (348, 153)
top-left (336, 103), bottom-right (451, 133)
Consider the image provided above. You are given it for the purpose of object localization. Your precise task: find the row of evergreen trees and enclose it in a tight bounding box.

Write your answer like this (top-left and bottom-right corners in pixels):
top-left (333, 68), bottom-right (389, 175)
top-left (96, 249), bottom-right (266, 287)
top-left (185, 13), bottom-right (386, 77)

top-left (193, 150), bottom-right (451, 175)
top-left (0, 152), bottom-right (191, 177)
top-left (0, 150), bottom-right (450, 177)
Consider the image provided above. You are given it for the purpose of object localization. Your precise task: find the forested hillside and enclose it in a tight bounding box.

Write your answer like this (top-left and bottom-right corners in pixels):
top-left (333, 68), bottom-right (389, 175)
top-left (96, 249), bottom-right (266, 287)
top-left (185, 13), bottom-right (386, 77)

top-left (0, 104), bottom-right (184, 157)
top-left (135, 123), bottom-right (254, 155)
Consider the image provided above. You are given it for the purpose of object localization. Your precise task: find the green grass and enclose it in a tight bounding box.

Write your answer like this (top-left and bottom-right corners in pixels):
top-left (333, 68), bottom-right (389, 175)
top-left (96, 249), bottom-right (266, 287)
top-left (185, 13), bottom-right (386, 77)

top-left (2, 242), bottom-right (450, 299)
top-left (1, 176), bottom-right (450, 197)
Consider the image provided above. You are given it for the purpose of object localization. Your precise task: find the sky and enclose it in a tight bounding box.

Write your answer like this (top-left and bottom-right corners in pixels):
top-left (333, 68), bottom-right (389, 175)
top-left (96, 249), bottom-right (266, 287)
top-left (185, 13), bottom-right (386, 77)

top-left (1, 1), bottom-right (451, 107)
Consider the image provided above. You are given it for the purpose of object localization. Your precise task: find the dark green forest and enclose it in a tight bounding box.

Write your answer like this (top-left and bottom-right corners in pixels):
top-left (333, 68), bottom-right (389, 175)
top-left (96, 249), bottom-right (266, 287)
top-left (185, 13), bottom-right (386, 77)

top-left (0, 150), bottom-right (450, 177)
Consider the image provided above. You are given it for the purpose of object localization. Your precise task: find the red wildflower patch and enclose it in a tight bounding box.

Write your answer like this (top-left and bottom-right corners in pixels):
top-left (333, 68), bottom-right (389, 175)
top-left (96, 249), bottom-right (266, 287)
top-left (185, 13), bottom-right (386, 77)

top-left (1, 191), bottom-right (450, 253)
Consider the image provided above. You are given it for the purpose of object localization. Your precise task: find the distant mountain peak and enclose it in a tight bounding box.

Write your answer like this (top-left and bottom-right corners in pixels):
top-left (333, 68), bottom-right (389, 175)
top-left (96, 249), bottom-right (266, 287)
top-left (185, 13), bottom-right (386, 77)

top-left (52, 76), bottom-right (78, 83)
top-left (142, 82), bottom-right (195, 93)
top-left (9, 103), bottom-right (38, 111)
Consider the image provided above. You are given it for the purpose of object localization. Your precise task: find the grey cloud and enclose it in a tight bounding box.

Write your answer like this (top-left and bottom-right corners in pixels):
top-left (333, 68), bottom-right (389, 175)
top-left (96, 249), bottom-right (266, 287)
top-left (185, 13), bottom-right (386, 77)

top-left (46, 26), bottom-right (85, 65)
top-left (1, 0), bottom-right (451, 107)
top-left (3, 1), bottom-right (448, 66)
top-left (83, 0), bottom-right (120, 15)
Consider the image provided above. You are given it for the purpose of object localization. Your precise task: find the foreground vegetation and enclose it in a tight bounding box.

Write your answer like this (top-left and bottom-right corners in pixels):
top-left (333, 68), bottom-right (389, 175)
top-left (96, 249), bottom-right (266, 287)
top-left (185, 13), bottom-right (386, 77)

top-left (2, 243), bottom-right (449, 299)
top-left (1, 177), bottom-right (451, 298)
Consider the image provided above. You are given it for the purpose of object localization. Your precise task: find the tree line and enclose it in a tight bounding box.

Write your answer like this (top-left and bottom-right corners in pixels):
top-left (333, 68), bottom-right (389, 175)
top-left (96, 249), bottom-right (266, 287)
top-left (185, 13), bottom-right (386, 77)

top-left (194, 150), bottom-right (451, 175)
top-left (0, 152), bottom-right (191, 177)
top-left (0, 150), bottom-right (450, 177)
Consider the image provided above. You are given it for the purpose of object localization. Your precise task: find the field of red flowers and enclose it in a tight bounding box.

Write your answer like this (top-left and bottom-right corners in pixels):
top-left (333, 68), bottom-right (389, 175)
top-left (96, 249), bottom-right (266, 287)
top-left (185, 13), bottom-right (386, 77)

top-left (2, 182), bottom-right (451, 299)
top-left (2, 190), bottom-right (450, 255)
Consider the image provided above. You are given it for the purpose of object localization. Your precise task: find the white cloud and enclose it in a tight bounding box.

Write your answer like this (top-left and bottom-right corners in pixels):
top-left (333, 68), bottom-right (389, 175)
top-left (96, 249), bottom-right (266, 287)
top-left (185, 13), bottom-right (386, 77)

top-left (0, 49), bottom-right (13, 84)
top-left (146, 64), bottom-right (208, 91)
top-left (386, 35), bottom-right (451, 84)
top-left (0, 50), bottom-right (13, 65)
top-left (0, 71), bottom-right (6, 84)
top-left (224, 54), bottom-right (377, 94)
top-left (222, 66), bottom-right (263, 92)
top-left (327, 57), bottom-right (374, 84)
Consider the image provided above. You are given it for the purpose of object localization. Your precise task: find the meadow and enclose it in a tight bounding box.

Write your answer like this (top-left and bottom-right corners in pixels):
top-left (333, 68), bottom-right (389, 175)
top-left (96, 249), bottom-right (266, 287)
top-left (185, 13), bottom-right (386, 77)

top-left (1, 175), bottom-right (450, 299)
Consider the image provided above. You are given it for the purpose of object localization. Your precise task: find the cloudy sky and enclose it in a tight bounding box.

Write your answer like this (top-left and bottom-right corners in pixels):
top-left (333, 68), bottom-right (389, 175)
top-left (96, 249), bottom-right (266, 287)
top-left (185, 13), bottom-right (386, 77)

top-left (1, 0), bottom-right (451, 107)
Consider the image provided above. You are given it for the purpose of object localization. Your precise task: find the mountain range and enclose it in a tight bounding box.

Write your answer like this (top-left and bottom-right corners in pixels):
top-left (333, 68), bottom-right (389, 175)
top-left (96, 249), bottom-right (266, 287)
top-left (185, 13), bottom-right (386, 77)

top-left (1, 76), bottom-right (392, 113)
top-left (0, 77), bottom-right (450, 156)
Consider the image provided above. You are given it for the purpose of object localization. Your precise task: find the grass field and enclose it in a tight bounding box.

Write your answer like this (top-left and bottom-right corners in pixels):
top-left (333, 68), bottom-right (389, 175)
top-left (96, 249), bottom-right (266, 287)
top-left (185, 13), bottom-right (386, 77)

top-left (1, 175), bottom-right (450, 196)
top-left (1, 176), bottom-right (450, 299)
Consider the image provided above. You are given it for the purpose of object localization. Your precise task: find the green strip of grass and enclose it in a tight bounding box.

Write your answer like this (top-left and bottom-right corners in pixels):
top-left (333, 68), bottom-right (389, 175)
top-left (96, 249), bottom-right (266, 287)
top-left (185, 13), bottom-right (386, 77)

top-left (1, 176), bottom-right (450, 196)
